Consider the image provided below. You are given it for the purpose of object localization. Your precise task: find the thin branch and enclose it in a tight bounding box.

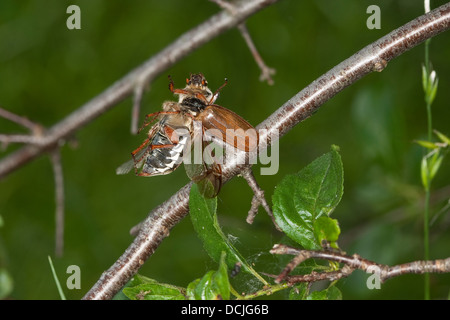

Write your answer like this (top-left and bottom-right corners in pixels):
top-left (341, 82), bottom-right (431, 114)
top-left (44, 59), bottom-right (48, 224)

top-left (0, 107), bottom-right (45, 149)
top-left (210, 1), bottom-right (276, 84)
top-left (131, 84), bottom-right (145, 135)
top-left (1, 107), bottom-right (67, 256)
top-left (270, 244), bottom-right (450, 285)
top-left (82, 4), bottom-right (450, 299)
top-left (0, 107), bottom-right (42, 133)
top-left (237, 23), bottom-right (276, 85)
top-left (240, 167), bottom-right (280, 230)
top-left (50, 149), bottom-right (65, 257)
top-left (263, 266), bottom-right (354, 285)
top-left (0, 0), bottom-right (281, 180)
top-left (0, 134), bottom-right (45, 147)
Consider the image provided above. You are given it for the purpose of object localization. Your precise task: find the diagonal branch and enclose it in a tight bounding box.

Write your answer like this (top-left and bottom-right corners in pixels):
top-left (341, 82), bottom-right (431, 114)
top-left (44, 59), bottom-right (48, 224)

top-left (82, 4), bottom-right (450, 299)
top-left (0, 0), bottom-right (280, 180)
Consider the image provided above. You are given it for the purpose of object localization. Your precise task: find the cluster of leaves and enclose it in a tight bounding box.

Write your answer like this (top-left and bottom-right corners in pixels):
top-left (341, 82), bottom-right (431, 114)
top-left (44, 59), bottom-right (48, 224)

top-left (119, 145), bottom-right (345, 300)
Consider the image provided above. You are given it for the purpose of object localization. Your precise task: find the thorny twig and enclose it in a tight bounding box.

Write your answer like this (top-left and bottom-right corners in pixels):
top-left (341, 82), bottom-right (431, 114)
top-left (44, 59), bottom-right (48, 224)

top-left (81, 4), bottom-right (450, 300)
top-left (270, 244), bottom-right (450, 285)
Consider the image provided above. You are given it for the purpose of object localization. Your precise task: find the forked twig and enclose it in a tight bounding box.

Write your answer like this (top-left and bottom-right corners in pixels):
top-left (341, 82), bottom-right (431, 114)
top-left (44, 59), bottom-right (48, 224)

top-left (0, 107), bottom-right (67, 256)
top-left (240, 167), bottom-right (281, 230)
top-left (270, 244), bottom-right (450, 285)
top-left (210, 0), bottom-right (276, 84)
top-left (0, 107), bottom-right (42, 133)
top-left (0, 107), bottom-right (45, 149)
top-left (237, 23), bottom-right (276, 85)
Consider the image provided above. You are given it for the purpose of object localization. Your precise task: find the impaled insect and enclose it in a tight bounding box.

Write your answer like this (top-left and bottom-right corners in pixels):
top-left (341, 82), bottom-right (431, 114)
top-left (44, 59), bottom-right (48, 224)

top-left (116, 73), bottom-right (258, 198)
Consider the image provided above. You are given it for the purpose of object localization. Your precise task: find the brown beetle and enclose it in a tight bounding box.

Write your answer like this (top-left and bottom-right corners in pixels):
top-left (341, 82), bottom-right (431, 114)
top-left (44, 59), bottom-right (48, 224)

top-left (117, 73), bottom-right (258, 197)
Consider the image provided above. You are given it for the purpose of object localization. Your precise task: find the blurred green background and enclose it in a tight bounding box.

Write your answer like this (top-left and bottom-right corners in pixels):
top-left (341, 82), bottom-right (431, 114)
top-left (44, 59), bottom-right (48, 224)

top-left (0, 0), bottom-right (449, 300)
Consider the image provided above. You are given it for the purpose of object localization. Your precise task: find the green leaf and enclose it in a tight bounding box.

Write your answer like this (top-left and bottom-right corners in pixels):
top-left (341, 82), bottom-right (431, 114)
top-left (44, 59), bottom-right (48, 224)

top-left (189, 251), bottom-right (230, 300)
top-left (212, 252), bottom-right (231, 300)
top-left (191, 271), bottom-right (215, 300)
top-left (186, 279), bottom-right (200, 300)
top-left (0, 268), bottom-right (13, 299)
top-left (306, 286), bottom-right (342, 300)
top-left (130, 274), bottom-right (158, 285)
top-left (434, 130), bottom-right (450, 145)
top-left (114, 274), bottom-right (158, 300)
top-left (122, 282), bottom-right (187, 300)
top-left (189, 184), bottom-right (267, 285)
top-left (415, 140), bottom-right (439, 149)
top-left (429, 152), bottom-right (443, 181)
top-left (313, 216), bottom-right (340, 247)
top-left (422, 66), bottom-right (439, 105)
top-left (421, 156), bottom-right (429, 190)
top-left (47, 256), bottom-right (66, 300)
top-left (421, 64), bottom-right (428, 92)
top-left (288, 283), bottom-right (309, 300)
top-left (290, 283), bottom-right (342, 300)
top-left (273, 146), bottom-right (344, 249)
top-left (421, 150), bottom-right (444, 190)
top-left (428, 76), bottom-right (438, 105)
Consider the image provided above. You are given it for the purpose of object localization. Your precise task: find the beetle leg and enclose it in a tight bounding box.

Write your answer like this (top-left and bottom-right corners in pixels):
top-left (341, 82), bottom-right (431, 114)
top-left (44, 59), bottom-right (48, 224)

top-left (168, 75), bottom-right (191, 95)
top-left (138, 111), bottom-right (179, 134)
top-left (132, 123), bottom-right (160, 161)
top-left (131, 137), bottom-right (151, 162)
top-left (209, 162), bottom-right (222, 196)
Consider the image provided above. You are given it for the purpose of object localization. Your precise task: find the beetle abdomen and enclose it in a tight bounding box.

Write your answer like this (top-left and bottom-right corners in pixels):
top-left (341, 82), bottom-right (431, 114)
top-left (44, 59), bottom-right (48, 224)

top-left (141, 131), bottom-right (188, 175)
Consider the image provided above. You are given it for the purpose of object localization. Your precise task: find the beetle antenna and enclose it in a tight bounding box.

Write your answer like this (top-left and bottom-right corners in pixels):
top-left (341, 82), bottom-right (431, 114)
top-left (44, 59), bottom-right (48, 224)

top-left (210, 77), bottom-right (228, 104)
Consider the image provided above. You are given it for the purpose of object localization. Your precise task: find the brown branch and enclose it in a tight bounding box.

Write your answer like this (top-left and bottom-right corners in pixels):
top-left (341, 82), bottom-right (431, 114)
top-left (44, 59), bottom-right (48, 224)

top-left (0, 107), bottom-right (42, 133)
top-left (0, 0), bottom-right (281, 180)
top-left (237, 23), bottom-right (276, 85)
top-left (270, 244), bottom-right (450, 285)
top-left (1, 107), bottom-right (67, 256)
top-left (0, 107), bottom-right (45, 149)
top-left (50, 149), bottom-right (65, 257)
top-left (82, 4), bottom-right (450, 299)
top-left (131, 84), bottom-right (145, 135)
top-left (241, 167), bottom-right (280, 230)
top-left (210, 1), bottom-right (275, 84)
top-left (0, 134), bottom-right (45, 147)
